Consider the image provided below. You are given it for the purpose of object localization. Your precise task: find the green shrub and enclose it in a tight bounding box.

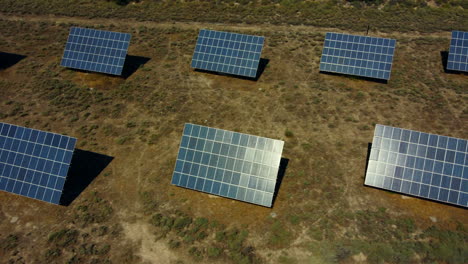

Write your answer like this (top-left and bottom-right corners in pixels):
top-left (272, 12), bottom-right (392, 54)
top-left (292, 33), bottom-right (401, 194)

top-left (285, 129), bottom-right (294, 137)
top-left (207, 247), bottom-right (222, 258)
top-left (268, 221), bottom-right (292, 248)
top-left (1, 234), bottom-right (19, 250)
top-left (48, 229), bottom-right (79, 247)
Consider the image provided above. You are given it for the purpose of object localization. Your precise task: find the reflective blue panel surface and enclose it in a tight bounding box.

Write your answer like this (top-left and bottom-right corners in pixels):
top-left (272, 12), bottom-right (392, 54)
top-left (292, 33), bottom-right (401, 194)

top-left (447, 31), bottom-right (468, 72)
top-left (319, 32), bottom-right (396, 80)
top-left (365, 124), bottom-right (467, 208)
top-left (191, 29), bottom-right (265, 78)
top-left (60, 27), bottom-right (131, 76)
top-left (171, 124), bottom-right (284, 207)
top-left (0, 122), bottom-right (77, 204)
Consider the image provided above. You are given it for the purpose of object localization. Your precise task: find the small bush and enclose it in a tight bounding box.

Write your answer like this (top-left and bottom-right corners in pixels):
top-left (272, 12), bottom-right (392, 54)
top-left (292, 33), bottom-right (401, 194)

top-left (173, 217), bottom-right (192, 231)
top-left (285, 129), bottom-right (294, 137)
top-left (168, 239), bottom-right (181, 249)
top-left (44, 248), bottom-right (61, 259)
top-left (207, 247), bottom-right (222, 258)
top-left (48, 229), bottom-right (79, 247)
top-left (1, 234), bottom-right (19, 250)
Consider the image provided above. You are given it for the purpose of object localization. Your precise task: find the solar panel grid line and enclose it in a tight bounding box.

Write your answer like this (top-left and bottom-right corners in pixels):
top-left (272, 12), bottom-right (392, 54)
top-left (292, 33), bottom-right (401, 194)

top-left (192, 41), bottom-right (262, 76)
top-left (320, 32), bottom-right (396, 80)
top-left (61, 27), bottom-right (131, 75)
top-left (447, 30), bottom-right (468, 72)
top-left (175, 146), bottom-right (280, 183)
top-left (0, 122), bottom-right (77, 204)
top-left (366, 158), bottom-right (467, 204)
top-left (191, 29), bottom-right (265, 78)
top-left (171, 123), bottom-right (283, 207)
top-left (365, 124), bottom-right (467, 207)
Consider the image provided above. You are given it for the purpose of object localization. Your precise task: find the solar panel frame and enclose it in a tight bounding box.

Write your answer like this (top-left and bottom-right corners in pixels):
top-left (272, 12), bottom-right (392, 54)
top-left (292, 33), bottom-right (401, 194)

top-left (61, 27), bottom-right (131, 76)
top-left (365, 124), bottom-right (467, 208)
top-left (320, 32), bottom-right (396, 80)
top-left (191, 29), bottom-right (265, 78)
top-left (447, 30), bottom-right (468, 72)
top-left (0, 122), bottom-right (77, 204)
top-left (171, 123), bottom-right (284, 207)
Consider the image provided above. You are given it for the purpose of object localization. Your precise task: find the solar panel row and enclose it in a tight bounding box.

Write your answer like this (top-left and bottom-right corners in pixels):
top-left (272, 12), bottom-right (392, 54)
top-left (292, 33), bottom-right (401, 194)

top-left (447, 30), bottom-right (468, 72)
top-left (0, 123), bottom-right (77, 204)
top-left (191, 29), bottom-right (264, 78)
top-left (171, 124), bottom-right (283, 207)
top-left (61, 27), bottom-right (131, 75)
top-left (320, 32), bottom-right (396, 80)
top-left (365, 124), bottom-right (467, 207)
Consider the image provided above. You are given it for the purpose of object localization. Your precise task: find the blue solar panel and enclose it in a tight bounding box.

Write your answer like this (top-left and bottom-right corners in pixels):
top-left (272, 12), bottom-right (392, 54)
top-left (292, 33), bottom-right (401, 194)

top-left (0, 123), bottom-right (77, 204)
top-left (191, 29), bottom-right (265, 78)
top-left (365, 124), bottom-right (467, 208)
top-left (320, 32), bottom-right (396, 80)
top-left (61, 27), bottom-right (131, 75)
top-left (171, 124), bottom-right (284, 207)
top-left (447, 30), bottom-right (468, 72)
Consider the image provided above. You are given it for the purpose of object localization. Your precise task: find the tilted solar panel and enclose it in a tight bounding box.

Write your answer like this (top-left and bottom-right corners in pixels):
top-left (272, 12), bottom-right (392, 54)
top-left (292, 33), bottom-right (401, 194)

top-left (172, 124), bottom-right (284, 207)
top-left (191, 29), bottom-right (265, 78)
top-left (365, 124), bottom-right (467, 207)
top-left (61, 27), bottom-right (131, 75)
top-left (320, 32), bottom-right (396, 80)
top-left (0, 123), bottom-right (77, 204)
top-left (447, 30), bottom-right (468, 72)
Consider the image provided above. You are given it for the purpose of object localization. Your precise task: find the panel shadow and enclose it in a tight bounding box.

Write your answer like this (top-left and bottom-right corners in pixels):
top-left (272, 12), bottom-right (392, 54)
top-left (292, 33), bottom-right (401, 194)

top-left (440, 50), bottom-right (467, 75)
top-left (319, 71), bottom-right (388, 84)
top-left (440, 51), bottom-right (449, 72)
top-left (272, 158), bottom-right (289, 207)
top-left (121, 55), bottom-right (151, 79)
top-left (60, 149), bottom-right (113, 206)
top-left (194, 58), bottom-right (269, 81)
top-left (364, 142), bottom-right (372, 178)
top-left (62, 55), bottom-right (150, 78)
top-left (0, 52), bottom-right (26, 70)
top-left (255, 58), bottom-right (269, 81)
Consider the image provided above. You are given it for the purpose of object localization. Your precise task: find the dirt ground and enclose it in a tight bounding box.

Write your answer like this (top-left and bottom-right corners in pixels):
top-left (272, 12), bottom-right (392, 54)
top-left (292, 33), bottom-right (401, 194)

top-left (0, 12), bottom-right (467, 264)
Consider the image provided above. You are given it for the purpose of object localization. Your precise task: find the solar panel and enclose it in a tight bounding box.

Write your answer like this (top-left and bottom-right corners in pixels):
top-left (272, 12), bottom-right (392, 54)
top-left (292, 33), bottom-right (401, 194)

top-left (171, 124), bottom-right (284, 207)
top-left (365, 124), bottom-right (467, 208)
top-left (320, 32), bottom-right (396, 80)
top-left (447, 30), bottom-right (468, 72)
top-left (191, 29), bottom-right (265, 78)
top-left (0, 123), bottom-right (77, 204)
top-left (61, 27), bottom-right (131, 75)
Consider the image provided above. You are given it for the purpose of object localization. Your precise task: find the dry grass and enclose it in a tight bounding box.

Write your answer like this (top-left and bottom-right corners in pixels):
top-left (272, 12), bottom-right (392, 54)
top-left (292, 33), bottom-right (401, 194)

top-left (0, 10), bottom-right (467, 264)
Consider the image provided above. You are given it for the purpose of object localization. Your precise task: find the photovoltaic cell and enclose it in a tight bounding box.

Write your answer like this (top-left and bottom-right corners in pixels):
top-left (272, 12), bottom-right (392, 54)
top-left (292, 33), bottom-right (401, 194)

top-left (0, 122), bottom-right (77, 204)
top-left (320, 32), bottom-right (396, 80)
top-left (365, 124), bottom-right (467, 208)
top-left (191, 29), bottom-right (265, 78)
top-left (171, 124), bottom-right (284, 207)
top-left (447, 30), bottom-right (468, 72)
top-left (61, 27), bottom-right (131, 75)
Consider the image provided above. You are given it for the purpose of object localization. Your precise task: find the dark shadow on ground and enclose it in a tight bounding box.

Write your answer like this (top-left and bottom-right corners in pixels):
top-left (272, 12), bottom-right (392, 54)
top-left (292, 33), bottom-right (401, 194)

top-left (319, 70), bottom-right (388, 84)
top-left (62, 55), bottom-right (150, 78)
top-left (255, 58), bottom-right (269, 80)
top-left (364, 142), bottom-right (372, 178)
top-left (60, 149), bottom-right (113, 206)
top-left (0, 52), bottom-right (26, 70)
top-left (440, 51), bottom-right (467, 75)
top-left (272, 158), bottom-right (289, 207)
top-left (194, 58), bottom-right (269, 81)
top-left (121, 55), bottom-right (151, 79)
top-left (440, 51), bottom-right (449, 72)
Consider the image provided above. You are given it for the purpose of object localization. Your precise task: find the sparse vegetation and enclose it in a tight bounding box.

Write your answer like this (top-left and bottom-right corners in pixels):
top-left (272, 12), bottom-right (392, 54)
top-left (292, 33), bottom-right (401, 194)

top-left (0, 2), bottom-right (466, 264)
